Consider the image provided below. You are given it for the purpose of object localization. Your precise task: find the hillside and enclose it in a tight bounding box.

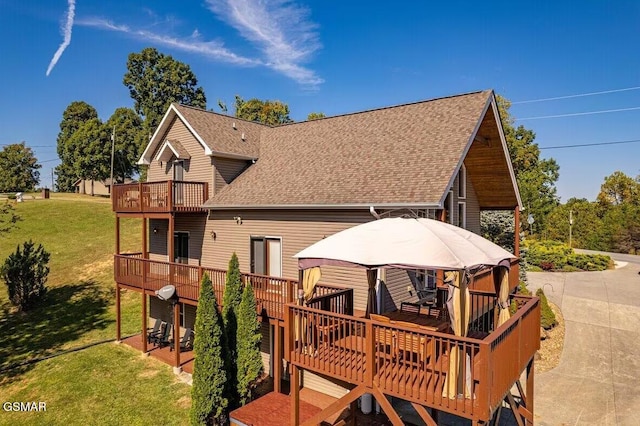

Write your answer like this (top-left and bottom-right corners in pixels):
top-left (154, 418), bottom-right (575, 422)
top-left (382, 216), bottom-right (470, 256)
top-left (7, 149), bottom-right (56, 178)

top-left (0, 194), bottom-right (191, 425)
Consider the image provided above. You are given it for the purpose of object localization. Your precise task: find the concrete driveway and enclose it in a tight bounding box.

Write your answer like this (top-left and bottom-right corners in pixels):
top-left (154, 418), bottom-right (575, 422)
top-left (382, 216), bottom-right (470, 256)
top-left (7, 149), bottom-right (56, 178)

top-left (528, 253), bottom-right (640, 425)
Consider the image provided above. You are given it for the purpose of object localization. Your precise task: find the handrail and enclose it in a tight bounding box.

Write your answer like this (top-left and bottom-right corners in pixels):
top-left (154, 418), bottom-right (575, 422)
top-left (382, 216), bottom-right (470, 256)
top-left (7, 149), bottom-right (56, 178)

top-left (111, 180), bottom-right (208, 213)
top-left (114, 254), bottom-right (347, 320)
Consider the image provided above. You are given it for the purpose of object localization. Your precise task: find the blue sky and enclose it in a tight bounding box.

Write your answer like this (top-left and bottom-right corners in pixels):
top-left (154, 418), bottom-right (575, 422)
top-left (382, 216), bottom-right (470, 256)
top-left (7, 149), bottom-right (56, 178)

top-left (1, 0), bottom-right (638, 202)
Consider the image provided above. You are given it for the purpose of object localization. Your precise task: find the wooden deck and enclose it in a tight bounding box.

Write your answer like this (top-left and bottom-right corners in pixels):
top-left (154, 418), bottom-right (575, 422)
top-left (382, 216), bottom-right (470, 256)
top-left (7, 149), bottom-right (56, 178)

top-left (114, 254), bottom-right (348, 321)
top-left (122, 334), bottom-right (194, 373)
top-left (112, 180), bottom-right (208, 214)
top-left (286, 294), bottom-right (540, 423)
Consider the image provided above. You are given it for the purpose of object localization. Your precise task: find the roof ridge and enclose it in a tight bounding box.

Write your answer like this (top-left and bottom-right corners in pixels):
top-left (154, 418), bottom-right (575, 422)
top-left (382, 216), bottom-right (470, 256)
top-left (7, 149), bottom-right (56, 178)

top-left (274, 89), bottom-right (492, 128)
top-left (172, 103), bottom-right (270, 128)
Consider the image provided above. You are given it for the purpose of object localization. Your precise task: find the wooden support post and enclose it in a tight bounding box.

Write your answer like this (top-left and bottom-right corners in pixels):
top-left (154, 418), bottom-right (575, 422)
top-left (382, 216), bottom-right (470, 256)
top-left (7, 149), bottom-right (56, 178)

top-left (115, 216), bottom-right (120, 255)
top-left (115, 284), bottom-right (121, 341)
top-left (365, 321), bottom-right (375, 387)
top-left (410, 403), bottom-right (437, 426)
top-left (526, 358), bottom-right (535, 425)
top-left (273, 320), bottom-right (282, 393)
top-left (142, 218), bottom-right (148, 258)
top-left (141, 291), bottom-right (147, 352)
top-left (291, 364), bottom-right (300, 426)
top-left (349, 400), bottom-right (358, 426)
top-left (174, 301), bottom-right (181, 369)
top-left (369, 386), bottom-right (403, 426)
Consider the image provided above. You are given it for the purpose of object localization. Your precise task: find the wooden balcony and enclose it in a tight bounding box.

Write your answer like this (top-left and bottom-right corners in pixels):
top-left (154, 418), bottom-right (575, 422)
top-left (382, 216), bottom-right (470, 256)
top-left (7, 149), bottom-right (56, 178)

top-left (111, 180), bottom-right (209, 214)
top-left (285, 292), bottom-right (540, 423)
top-left (114, 254), bottom-right (346, 321)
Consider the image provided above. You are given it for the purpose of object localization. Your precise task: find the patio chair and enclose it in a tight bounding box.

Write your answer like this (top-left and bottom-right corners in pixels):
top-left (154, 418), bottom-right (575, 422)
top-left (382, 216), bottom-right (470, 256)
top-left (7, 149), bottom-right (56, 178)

top-left (170, 328), bottom-right (194, 352)
top-left (147, 320), bottom-right (165, 344)
top-left (157, 322), bottom-right (173, 348)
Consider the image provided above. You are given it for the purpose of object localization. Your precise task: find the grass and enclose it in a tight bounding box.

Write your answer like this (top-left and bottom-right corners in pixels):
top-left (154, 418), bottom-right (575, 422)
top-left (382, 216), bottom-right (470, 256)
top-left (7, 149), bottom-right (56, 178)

top-left (0, 194), bottom-right (192, 424)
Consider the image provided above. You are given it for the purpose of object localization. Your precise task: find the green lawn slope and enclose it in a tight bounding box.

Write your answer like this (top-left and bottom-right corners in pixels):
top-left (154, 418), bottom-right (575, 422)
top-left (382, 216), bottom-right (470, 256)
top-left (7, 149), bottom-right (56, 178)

top-left (0, 194), bottom-right (191, 425)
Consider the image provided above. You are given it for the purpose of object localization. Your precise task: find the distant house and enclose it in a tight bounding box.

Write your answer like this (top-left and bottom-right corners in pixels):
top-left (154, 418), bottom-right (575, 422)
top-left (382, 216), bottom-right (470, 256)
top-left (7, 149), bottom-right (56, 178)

top-left (74, 178), bottom-right (133, 196)
top-left (112, 90), bottom-right (538, 425)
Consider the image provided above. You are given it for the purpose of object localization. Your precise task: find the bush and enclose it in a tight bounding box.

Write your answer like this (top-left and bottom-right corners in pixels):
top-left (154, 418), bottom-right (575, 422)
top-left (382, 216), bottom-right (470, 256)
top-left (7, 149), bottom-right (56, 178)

top-left (1, 240), bottom-right (50, 311)
top-left (190, 273), bottom-right (228, 425)
top-left (536, 288), bottom-right (557, 330)
top-left (526, 240), bottom-right (613, 271)
top-left (528, 265), bottom-right (543, 272)
top-left (518, 281), bottom-right (532, 296)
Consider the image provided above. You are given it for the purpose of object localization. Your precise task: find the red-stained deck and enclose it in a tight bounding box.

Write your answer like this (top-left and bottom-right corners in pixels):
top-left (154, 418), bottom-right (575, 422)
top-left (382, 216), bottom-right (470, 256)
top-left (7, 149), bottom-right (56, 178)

top-left (122, 334), bottom-right (194, 374)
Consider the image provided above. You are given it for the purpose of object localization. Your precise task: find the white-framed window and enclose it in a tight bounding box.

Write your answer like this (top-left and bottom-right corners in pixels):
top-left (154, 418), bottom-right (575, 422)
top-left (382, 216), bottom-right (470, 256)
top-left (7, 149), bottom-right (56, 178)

top-left (458, 164), bottom-right (466, 199)
top-left (457, 202), bottom-right (466, 228)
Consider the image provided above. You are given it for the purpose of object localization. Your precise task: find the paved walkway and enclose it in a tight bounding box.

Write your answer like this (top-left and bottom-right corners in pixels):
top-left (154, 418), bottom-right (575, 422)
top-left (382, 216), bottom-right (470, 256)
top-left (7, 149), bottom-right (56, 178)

top-left (528, 257), bottom-right (640, 425)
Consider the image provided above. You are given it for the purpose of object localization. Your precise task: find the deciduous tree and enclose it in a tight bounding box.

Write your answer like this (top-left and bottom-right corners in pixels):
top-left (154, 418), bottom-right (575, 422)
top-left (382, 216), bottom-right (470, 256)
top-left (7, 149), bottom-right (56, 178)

top-left (545, 198), bottom-right (606, 250)
top-left (0, 143), bottom-right (41, 192)
top-left (67, 118), bottom-right (111, 194)
top-left (190, 273), bottom-right (228, 425)
top-left (0, 202), bottom-right (20, 236)
top-left (55, 101), bottom-right (99, 192)
top-left (596, 171), bottom-right (640, 207)
top-left (124, 47), bottom-right (207, 131)
top-left (496, 95), bottom-right (560, 234)
top-left (234, 96), bottom-right (293, 125)
top-left (307, 112), bottom-right (325, 120)
top-left (104, 107), bottom-right (144, 182)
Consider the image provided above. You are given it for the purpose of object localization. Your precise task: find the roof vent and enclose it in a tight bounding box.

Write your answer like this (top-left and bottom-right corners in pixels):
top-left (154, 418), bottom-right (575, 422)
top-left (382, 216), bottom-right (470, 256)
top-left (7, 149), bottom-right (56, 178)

top-left (232, 122), bottom-right (237, 129)
top-left (241, 132), bottom-right (246, 141)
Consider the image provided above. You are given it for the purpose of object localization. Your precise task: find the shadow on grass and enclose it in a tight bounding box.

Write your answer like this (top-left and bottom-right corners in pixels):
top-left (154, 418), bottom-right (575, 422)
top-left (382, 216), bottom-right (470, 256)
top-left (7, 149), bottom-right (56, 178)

top-left (0, 280), bottom-right (112, 384)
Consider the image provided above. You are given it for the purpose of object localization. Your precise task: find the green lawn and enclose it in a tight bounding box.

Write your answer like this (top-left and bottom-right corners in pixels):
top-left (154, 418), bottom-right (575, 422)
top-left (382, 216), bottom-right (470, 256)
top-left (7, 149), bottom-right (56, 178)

top-left (0, 194), bottom-right (191, 425)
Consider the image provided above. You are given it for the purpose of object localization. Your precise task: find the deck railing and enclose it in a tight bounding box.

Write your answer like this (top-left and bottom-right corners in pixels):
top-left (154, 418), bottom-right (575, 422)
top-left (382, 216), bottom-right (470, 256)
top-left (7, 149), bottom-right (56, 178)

top-left (114, 254), bottom-right (348, 321)
top-left (285, 294), bottom-right (540, 421)
top-left (470, 258), bottom-right (520, 293)
top-left (112, 180), bottom-right (208, 213)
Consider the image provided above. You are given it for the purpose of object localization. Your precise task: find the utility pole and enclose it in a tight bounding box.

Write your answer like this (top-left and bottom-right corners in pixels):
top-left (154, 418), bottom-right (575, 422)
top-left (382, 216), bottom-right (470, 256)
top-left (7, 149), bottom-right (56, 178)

top-left (110, 126), bottom-right (115, 198)
top-left (51, 169), bottom-right (54, 191)
top-left (569, 210), bottom-right (573, 248)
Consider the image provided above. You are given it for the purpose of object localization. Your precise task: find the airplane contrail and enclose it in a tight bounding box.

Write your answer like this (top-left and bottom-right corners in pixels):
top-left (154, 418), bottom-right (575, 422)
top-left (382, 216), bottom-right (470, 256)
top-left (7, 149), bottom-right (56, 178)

top-left (46, 0), bottom-right (76, 76)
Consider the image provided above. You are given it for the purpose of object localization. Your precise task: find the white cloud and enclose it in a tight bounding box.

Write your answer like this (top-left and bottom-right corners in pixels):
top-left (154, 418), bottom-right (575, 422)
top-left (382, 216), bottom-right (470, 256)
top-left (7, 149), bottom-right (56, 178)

top-left (78, 18), bottom-right (260, 66)
top-left (46, 0), bottom-right (76, 76)
top-left (205, 0), bottom-right (323, 87)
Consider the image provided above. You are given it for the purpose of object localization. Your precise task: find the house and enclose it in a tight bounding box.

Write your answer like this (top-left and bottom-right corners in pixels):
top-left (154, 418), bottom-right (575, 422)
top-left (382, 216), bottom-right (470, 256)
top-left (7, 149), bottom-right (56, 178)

top-left (112, 90), bottom-right (537, 425)
top-left (74, 178), bottom-right (133, 196)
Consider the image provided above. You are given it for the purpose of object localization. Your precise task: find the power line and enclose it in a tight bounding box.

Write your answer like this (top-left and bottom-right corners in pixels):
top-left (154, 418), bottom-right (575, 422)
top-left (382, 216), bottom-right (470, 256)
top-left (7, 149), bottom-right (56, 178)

top-left (512, 85), bottom-right (640, 104)
top-left (517, 106), bottom-right (640, 121)
top-left (540, 138), bottom-right (640, 150)
top-left (0, 144), bottom-right (52, 147)
top-left (40, 158), bottom-right (60, 163)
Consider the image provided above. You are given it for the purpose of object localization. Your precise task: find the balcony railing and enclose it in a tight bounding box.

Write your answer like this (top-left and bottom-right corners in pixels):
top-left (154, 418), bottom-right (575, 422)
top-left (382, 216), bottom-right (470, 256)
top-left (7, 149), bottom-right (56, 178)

top-left (284, 293), bottom-right (540, 422)
top-left (114, 254), bottom-right (346, 321)
top-left (112, 180), bottom-right (209, 213)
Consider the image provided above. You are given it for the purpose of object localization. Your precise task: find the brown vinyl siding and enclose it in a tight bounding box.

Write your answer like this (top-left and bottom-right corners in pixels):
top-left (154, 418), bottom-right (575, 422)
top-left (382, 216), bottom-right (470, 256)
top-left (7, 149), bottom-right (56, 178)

top-left (465, 178), bottom-right (481, 234)
top-left (148, 216), bottom-right (206, 265)
top-left (202, 209), bottom-right (373, 311)
top-left (146, 116), bottom-right (214, 198)
top-left (302, 371), bottom-right (349, 398)
top-left (213, 157), bottom-right (250, 195)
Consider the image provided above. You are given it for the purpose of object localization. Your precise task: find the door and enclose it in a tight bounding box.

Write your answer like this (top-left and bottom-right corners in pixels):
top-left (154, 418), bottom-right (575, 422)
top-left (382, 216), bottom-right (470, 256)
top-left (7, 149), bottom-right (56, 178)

top-left (173, 232), bottom-right (189, 264)
top-left (173, 161), bottom-right (184, 205)
top-left (251, 237), bottom-right (282, 277)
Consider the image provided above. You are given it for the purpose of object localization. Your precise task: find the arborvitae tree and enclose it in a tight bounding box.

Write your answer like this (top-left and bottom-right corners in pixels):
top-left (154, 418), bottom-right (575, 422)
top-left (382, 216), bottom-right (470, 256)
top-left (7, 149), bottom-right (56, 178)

top-left (236, 283), bottom-right (263, 405)
top-left (222, 252), bottom-right (243, 407)
top-left (190, 273), bottom-right (228, 425)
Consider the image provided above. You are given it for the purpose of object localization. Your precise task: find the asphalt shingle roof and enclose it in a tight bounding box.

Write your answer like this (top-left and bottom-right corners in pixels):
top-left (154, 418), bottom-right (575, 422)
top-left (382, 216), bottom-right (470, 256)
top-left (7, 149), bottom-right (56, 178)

top-left (203, 90), bottom-right (492, 208)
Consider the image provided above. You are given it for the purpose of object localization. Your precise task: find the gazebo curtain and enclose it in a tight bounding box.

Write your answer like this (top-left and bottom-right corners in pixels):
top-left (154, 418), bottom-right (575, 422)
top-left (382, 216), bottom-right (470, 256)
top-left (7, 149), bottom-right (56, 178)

top-left (497, 266), bottom-right (511, 327)
top-left (443, 270), bottom-right (472, 399)
top-left (365, 269), bottom-right (378, 318)
top-left (302, 267), bottom-right (322, 303)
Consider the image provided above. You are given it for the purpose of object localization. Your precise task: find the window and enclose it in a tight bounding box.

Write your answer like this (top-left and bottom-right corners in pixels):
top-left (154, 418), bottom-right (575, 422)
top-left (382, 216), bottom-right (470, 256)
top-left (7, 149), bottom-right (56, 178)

top-left (444, 191), bottom-right (454, 224)
top-left (250, 237), bottom-right (282, 277)
top-left (458, 164), bottom-right (466, 199)
top-left (457, 202), bottom-right (466, 228)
